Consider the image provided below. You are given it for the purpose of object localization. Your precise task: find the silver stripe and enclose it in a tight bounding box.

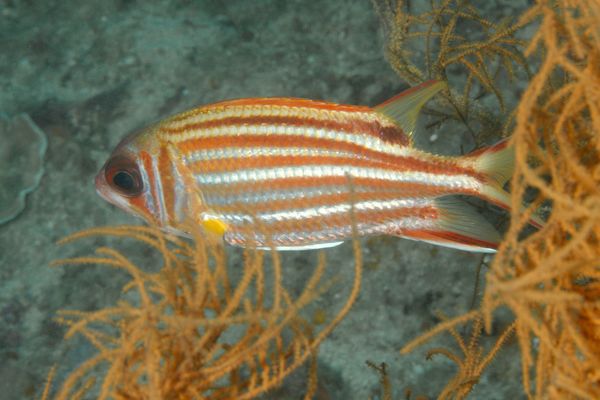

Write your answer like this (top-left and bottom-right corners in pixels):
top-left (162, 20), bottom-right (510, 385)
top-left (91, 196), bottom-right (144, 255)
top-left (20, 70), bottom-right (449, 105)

top-left (202, 198), bottom-right (435, 225)
top-left (205, 186), bottom-right (339, 206)
top-left (205, 198), bottom-right (433, 224)
top-left (184, 146), bottom-right (356, 163)
top-left (164, 105), bottom-right (383, 130)
top-left (172, 165), bottom-right (188, 223)
top-left (203, 185), bottom-right (391, 206)
top-left (136, 156), bottom-right (156, 216)
top-left (195, 165), bottom-right (480, 189)
top-left (169, 124), bottom-right (412, 157)
top-left (223, 216), bottom-right (437, 247)
top-left (262, 198), bottom-right (434, 221)
top-left (151, 154), bottom-right (167, 224)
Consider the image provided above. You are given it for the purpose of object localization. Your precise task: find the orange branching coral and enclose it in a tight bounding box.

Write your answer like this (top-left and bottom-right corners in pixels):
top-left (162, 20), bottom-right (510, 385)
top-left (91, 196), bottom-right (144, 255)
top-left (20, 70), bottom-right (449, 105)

top-left (373, 0), bottom-right (536, 145)
top-left (45, 224), bottom-right (362, 399)
top-left (421, 314), bottom-right (514, 400)
top-left (366, 360), bottom-right (430, 400)
top-left (366, 361), bottom-right (393, 400)
top-left (398, 310), bottom-right (514, 400)
top-left (378, 0), bottom-right (600, 398)
top-left (481, 1), bottom-right (600, 398)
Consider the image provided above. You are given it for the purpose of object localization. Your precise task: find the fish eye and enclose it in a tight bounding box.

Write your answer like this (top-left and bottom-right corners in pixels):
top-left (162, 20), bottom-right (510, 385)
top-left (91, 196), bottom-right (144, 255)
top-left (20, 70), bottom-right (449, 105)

top-left (104, 156), bottom-right (143, 197)
top-left (113, 170), bottom-right (136, 192)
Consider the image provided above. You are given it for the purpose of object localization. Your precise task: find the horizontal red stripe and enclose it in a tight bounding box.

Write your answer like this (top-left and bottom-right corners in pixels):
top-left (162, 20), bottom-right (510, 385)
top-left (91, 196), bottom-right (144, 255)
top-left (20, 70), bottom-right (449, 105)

top-left (161, 114), bottom-right (412, 147)
top-left (164, 98), bottom-right (372, 124)
top-left (404, 229), bottom-right (498, 250)
top-left (188, 154), bottom-right (406, 173)
top-left (196, 176), bottom-right (477, 199)
top-left (219, 97), bottom-right (369, 111)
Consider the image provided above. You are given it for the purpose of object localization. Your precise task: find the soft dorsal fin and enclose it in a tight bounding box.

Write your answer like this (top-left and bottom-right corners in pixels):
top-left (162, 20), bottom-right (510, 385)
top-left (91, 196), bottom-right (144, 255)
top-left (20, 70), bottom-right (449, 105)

top-left (374, 80), bottom-right (446, 138)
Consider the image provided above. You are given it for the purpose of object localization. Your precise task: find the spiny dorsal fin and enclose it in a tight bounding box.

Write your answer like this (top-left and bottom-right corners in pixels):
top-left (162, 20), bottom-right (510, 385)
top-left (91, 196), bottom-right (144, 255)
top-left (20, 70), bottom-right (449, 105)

top-left (374, 80), bottom-right (446, 139)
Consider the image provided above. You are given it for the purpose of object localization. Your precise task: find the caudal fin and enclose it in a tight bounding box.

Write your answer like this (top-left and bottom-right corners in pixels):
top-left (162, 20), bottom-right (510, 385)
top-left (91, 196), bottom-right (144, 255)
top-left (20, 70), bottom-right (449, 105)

top-left (465, 139), bottom-right (544, 228)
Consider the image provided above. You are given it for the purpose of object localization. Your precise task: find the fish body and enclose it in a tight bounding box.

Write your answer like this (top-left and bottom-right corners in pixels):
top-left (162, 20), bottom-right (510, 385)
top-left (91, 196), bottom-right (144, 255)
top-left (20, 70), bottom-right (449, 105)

top-left (96, 80), bottom-right (525, 252)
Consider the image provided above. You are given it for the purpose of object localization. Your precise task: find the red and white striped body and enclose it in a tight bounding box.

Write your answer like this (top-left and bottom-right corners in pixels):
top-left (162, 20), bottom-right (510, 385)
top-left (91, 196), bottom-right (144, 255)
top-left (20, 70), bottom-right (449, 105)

top-left (95, 81), bottom-right (518, 252)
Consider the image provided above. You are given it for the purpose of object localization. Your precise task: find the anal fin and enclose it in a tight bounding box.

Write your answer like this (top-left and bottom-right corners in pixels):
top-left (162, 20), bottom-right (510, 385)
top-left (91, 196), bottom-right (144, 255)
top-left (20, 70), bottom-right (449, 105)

top-left (399, 197), bottom-right (501, 253)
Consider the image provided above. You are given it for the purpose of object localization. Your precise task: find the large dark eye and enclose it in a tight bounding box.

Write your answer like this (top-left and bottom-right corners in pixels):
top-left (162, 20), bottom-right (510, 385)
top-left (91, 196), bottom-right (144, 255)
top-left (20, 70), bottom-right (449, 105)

top-left (104, 156), bottom-right (143, 197)
top-left (113, 171), bottom-right (136, 192)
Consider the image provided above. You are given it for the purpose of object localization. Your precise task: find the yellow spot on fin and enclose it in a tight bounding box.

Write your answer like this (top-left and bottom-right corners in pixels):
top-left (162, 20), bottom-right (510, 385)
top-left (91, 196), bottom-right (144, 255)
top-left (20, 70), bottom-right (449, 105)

top-left (374, 80), bottom-right (446, 140)
top-left (202, 216), bottom-right (228, 236)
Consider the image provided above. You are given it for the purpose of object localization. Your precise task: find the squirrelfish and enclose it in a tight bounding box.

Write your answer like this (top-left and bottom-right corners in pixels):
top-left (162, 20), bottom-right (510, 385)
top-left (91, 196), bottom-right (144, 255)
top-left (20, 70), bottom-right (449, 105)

top-left (95, 80), bottom-right (534, 252)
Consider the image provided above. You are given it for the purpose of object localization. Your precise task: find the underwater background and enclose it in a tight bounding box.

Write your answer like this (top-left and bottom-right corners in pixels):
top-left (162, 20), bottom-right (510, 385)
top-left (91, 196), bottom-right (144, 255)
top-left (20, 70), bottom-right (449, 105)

top-left (0, 1), bottom-right (530, 398)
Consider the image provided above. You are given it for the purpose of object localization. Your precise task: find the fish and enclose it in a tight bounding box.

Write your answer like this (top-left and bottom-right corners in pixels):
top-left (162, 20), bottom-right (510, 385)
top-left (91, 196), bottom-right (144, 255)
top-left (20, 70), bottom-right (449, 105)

top-left (95, 80), bottom-right (540, 253)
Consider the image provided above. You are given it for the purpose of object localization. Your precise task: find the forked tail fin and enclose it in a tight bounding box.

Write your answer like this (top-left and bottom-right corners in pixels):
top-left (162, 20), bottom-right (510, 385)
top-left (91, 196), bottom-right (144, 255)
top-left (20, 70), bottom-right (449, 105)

top-left (464, 138), bottom-right (544, 228)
